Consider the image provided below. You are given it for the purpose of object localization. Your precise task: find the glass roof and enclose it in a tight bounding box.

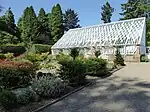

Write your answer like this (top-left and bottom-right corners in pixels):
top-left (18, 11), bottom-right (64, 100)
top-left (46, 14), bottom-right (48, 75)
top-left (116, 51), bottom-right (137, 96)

top-left (52, 17), bottom-right (146, 49)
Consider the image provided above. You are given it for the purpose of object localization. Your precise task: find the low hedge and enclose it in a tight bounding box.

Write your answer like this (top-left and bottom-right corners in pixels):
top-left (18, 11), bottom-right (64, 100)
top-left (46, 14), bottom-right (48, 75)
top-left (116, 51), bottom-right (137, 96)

top-left (0, 61), bottom-right (36, 89)
top-left (33, 44), bottom-right (51, 53)
top-left (0, 44), bottom-right (26, 56)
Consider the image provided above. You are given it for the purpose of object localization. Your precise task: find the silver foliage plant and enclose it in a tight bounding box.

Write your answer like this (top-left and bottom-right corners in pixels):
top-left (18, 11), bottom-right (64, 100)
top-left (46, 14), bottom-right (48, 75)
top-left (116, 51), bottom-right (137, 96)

top-left (31, 76), bottom-right (68, 98)
top-left (12, 87), bottom-right (35, 104)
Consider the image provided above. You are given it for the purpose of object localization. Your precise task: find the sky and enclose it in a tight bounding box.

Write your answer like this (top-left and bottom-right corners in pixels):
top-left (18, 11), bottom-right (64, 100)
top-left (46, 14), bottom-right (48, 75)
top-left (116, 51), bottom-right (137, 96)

top-left (1, 0), bottom-right (127, 27)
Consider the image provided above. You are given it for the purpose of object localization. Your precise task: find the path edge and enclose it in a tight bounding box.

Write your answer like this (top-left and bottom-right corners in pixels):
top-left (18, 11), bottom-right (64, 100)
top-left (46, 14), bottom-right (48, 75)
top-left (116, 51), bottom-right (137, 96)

top-left (33, 82), bottom-right (92, 112)
top-left (33, 66), bottom-right (123, 112)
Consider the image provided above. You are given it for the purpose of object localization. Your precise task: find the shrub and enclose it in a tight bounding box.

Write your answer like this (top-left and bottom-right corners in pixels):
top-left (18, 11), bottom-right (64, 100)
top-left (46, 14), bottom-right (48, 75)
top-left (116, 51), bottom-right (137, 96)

top-left (58, 58), bottom-right (86, 86)
top-left (31, 76), bottom-right (68, 98)
top-left (114, 48), bottom-right (125, 66)
top-left (70, 48), bottom-right (79, 60)
top-left (0, 44), bottom-right (26, 56)
top-left (0, 54), bottom-right (6, 60)
top-left (140, 54), bottom-right (149, 62)
top-left (0, 90), bottom-right (17, 110)
top-left (95, 50), bottom-right (101, 58)
top-left (25, 52), bottom-right (43, 63)
top-left (84, 58), bottom-right (108, 77)
top-left (33, 44), bottom-right (51, 54)
top-left (0, 53), bottom-right (14, 60)
top-left (0, 61), bottom-right (35, 89)
top-left (4, 53), bottom-right (14, 60)
top-left (56, 53), bottom-right (72, 62)
top-left (12, 87), bottom-right (35, 104)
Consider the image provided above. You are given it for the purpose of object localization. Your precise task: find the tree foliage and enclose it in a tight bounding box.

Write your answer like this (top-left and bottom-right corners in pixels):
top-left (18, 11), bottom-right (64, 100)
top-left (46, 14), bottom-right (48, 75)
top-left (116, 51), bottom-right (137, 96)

top-left (64, 9), bottom-right (80, 31)
top-left (20, 6), bottom-right (39, 45)
top-left (114, 48), bottom-right (125, 66)
top-left (1, 8), bottom-right (17, 36)
top-left (0, 4), bottom-right (81, 48)
top-left (120, 0), bottom-right (150, 20)
top-left (101, 2), bottom-right (114, 23)
top-left (37, 8), bottom-right (52, 44)
top-left (51, 4), bottom-right (64, 43)
top-left (0, 8), bottom-right (20, 44)
top-left (70, 48), bottom-right (79, 60)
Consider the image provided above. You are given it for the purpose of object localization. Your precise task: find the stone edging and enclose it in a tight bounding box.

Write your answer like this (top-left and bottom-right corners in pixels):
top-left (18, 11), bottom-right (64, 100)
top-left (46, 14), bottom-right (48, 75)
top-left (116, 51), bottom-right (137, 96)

top-left (33, 82), bottom-right (92, 112)
top-left (110, 66), bottom-right (124, 74)
top-left (33, 66), bottom-right (123, 112)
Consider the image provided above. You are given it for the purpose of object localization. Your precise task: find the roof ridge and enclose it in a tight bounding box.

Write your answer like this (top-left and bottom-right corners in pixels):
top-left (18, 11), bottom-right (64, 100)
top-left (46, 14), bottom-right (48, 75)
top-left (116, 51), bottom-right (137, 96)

top-left (69, 17), bottom-right (146, 31)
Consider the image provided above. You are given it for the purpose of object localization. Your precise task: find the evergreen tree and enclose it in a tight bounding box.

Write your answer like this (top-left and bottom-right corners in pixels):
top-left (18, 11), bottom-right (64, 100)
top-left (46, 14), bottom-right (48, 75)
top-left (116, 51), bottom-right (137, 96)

top-left (120, 0), bottom-right (150, 20)
top-left (114, 48), bottom-right (125, 66)
top-left (17, 17), bottom-right (23, 35)
top-left (37, 8), bottom-right (52, 44)
top-left (70, 48), bottom-right (79, 60)
top-left (101, 2), bottom-right (114, 23)
top-left (51, 4), bottom-right (64, 43)
top-left (0, 16), bottom-right (7, 32)
top-left (21, 6), bottom-right (39, 45)
top-left (64, 9), bottom-right (80, 31)
top-left (4, 7), bottom-right (17, 36)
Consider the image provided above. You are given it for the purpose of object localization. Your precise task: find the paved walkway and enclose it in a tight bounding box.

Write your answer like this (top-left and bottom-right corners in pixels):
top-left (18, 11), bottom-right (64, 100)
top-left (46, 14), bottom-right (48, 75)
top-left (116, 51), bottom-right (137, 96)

top-left (41, 63), bottom-right (150, 112)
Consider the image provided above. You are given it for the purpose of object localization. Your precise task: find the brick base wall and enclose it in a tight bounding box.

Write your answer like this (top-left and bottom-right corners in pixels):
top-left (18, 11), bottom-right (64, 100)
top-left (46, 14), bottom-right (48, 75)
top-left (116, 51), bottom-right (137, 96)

top-left (106, 54), bottom-right (140, 62)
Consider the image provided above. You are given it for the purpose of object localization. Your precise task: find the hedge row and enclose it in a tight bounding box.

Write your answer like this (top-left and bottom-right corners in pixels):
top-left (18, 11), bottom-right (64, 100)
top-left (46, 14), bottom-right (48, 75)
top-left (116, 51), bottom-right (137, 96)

top-left (32, 44), bottom-right (51, 53)
top-left (0, 44), bottom-right (52, 56)
top-left (0, 44), bottom-right (26, 56)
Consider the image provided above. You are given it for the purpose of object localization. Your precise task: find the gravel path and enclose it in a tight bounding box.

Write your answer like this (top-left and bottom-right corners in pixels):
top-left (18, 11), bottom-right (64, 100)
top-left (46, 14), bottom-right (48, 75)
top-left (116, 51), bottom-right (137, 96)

top-left (40, 63), bottom-right (150, 112)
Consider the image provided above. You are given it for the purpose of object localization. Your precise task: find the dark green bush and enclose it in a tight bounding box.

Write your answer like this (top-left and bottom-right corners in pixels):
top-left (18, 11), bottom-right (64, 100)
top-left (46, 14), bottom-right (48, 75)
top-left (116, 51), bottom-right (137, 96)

top-left (114, 48), bottom-right (125, 66)
top-left (33, 44), bottom-right (51, 53)
top-left (58, 58), bottom-right (86, 86)
top-left (140, 54), bottom-right (149, 62)
top-left (70, 48), bottom-right (79, 60)
top-left (0, 90), bottom-right (17, 110)
top-left (0, 61), bottom-right (36, 89)
top-left (95, 50), bottom-right (101, 58)
top-left (84, 58), bottom-right (108, 77)
top-left (0, 44), bottom-right (26, 56)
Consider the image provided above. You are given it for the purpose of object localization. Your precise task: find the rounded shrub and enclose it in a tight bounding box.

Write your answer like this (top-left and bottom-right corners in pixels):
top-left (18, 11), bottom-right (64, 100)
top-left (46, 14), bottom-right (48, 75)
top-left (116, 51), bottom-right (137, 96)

top-left (12, 87), bottom-right (35, 104)
top-left (84, 58), bottom-right (109, 77)
top-left (58, 58), bottom-right (86, 86)
top-left (31, 76), bottom-right (68, 98)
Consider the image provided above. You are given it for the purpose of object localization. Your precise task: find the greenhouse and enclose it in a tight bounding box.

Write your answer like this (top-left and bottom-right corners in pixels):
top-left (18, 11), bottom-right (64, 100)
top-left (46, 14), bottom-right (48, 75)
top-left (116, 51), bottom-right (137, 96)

top-left (51, 17), bottom-right (146, 62)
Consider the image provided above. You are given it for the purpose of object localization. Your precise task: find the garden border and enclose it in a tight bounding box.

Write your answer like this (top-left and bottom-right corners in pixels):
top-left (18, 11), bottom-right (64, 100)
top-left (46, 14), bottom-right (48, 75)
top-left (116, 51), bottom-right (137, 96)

top-left (33, 66), bottom-right (124, 112)
top-left (33, 82), bottom-right (92, 112)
